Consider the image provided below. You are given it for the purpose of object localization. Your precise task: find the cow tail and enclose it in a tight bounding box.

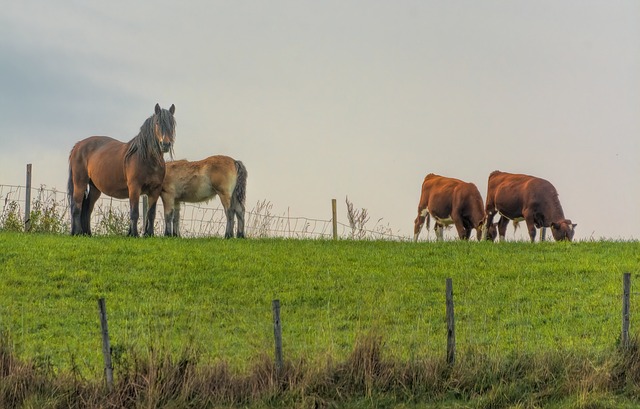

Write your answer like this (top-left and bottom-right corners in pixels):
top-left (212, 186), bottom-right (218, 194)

top-left (232, 160), bottom-right (247, 210)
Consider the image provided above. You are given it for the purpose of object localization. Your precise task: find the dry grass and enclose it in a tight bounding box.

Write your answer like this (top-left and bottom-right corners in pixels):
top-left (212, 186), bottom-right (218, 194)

top-left (2, 331), bottom-right (640, 408)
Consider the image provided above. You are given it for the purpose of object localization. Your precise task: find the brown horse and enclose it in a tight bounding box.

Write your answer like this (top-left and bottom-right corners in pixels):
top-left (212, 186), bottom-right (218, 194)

top-left (68, 103), bottom-right (176, 236)
top-left (160, 155), bottom-right (247, 238)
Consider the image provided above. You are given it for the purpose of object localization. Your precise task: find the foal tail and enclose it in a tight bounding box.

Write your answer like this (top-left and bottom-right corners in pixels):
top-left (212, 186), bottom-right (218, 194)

top-left (230, 160), bottom-right (247, 238)
top-left (233, 160), bottom-right (247, 208)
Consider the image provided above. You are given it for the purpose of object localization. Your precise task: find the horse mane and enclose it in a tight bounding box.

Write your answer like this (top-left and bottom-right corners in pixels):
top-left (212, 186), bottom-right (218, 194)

top-left (125, 108), bottom-right (176, 163)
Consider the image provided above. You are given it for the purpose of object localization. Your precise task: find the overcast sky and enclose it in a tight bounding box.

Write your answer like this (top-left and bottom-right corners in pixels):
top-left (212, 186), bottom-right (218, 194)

top-left (1, 1), bottom-right (638, 240)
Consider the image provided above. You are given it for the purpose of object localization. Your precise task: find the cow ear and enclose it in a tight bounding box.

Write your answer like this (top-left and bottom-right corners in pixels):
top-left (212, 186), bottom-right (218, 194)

top-left (572, 223), bottom-right (577, 228)
top-left (155, 103), bottom-right (161, 114)
top-left (170, 104), bottom-right (175, 114)
top-left (550, 222), bottom-right (559, 230)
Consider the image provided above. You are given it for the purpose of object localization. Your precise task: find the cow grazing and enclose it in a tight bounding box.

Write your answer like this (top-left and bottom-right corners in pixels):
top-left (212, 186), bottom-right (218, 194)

top-left (483, 170), bottom-right (576, 242)
top-left (413, 174), bottom-right (487, 241)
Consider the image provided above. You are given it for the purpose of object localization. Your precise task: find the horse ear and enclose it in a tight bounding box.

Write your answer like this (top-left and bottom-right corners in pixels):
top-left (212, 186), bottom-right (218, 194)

top-left (155, 103), bottom-right (161, 114)
top-left (169, 104), bottom-right (175, 114)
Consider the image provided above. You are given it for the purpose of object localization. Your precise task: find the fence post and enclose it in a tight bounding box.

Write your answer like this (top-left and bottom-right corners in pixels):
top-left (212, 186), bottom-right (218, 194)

top-left (446, 278), bottom-right (456, 365)
top-left (622, 272), bottom-right (631, 348)
top-left (272, 299), bottom-right (283, 375)
top-left (24, 164), bottom-right (32, 231)
top-left (332, 199), bottom-right (337, 240)
top-left (98, 298), bottom-right (114, 390)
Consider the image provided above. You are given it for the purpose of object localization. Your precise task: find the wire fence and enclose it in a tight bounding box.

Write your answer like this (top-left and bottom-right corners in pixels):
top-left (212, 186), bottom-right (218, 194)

top-left (0, 183), bottom-right (408, 240)
top-left (0, 272), bottom-right (634, 378)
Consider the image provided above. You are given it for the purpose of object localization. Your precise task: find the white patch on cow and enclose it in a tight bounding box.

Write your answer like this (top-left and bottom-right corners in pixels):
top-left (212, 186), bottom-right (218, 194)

top-left (434, 216), bottom-right (454, 226)
top-left (419, 208), bottom-right (428, 218)
top-left (498, 212), bottom-right (524, 223)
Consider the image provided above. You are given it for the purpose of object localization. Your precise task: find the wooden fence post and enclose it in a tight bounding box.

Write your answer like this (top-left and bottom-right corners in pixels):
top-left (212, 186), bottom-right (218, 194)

top-left (332, 199), bottom-right (338, 240)
top-left (272, 299), bottom-right (283, 374)
top-left (446, 278), bottom-right (456, 365)
top-left (98, 298), bottom-right (114, 390)
top-left (24, 164), bottom-right (32, 231)
top-left (622, 272), bottom-right (631, 348)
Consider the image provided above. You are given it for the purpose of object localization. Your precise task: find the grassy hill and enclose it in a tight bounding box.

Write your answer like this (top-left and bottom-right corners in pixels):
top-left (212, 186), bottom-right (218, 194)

top-left (0, 232), bottom-right (639, 407)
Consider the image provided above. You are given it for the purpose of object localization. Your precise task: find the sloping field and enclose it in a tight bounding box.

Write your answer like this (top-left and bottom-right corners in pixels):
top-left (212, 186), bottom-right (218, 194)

top-left (1, 232), bottom-right (637, 376)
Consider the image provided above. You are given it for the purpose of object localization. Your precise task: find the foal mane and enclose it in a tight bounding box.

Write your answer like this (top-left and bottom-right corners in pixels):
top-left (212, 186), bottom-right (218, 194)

top-left (125, 107), bottom-right (176, 164)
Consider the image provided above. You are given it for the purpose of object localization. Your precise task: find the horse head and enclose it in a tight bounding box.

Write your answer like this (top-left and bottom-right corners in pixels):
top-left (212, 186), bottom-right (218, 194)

top-left (153, 103), bottom-right (176, 155)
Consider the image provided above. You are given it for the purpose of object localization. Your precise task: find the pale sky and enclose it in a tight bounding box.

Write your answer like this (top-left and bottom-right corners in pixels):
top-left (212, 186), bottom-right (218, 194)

top-left (1, 1), bottom-right (638, 240)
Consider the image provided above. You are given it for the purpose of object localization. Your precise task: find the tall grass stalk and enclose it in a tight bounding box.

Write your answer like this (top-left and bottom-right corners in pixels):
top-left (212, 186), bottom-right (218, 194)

top-left (1, 332), bottom-right (640, 408)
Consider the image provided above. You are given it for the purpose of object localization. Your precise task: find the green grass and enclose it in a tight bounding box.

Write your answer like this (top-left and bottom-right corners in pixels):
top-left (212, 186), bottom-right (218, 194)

top-left (1, 232), bottom-right (638, 378)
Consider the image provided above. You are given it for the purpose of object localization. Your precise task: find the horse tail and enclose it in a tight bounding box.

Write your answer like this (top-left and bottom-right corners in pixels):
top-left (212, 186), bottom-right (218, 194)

top-left (67, 164), bottom-right (75, 216)
top-left (233, 160), bottom-right (247, 208)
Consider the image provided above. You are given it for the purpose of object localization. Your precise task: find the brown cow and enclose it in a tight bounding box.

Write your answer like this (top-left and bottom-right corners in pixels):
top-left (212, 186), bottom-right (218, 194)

top-left (483, 171), bottom-right (576, 242)
top-left (413, 174), bottom-right (487, 241)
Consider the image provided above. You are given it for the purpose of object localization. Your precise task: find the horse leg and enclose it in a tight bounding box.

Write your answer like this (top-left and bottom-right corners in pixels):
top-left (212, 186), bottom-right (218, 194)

top-left (173, 204), bottom-right (181, 237)
top-left (231, 195), bottom-right (246, 239)
top-left (70, 177), bottom-right (89, 236)
top-left (70, 191), bottom-right (84, 235)
top-left (82, 185), bottom-right (101, 236)
top-left (219, 193), bottom-right (235, 239)
top-left (164, 208), bottom-right (174, 236)
top-left (235, 203), bottom-right (245, 239)
top-left (144, 193), bottom-right (160, 237)
top-left (128, 191), bottom-right (141, 237)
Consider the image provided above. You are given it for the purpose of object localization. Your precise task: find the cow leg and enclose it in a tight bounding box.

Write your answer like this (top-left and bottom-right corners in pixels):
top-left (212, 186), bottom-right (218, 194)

top-left (482, 209), bottom-right (497, 240)
top-left (497, 216), bottom-right (510, 241)
top-left (453, 218), bottom-right (470, 240)
top-left (524, 214), bottom-right (537, 242)
top-left (434, 222), bottom-right (445, 241)
top-left (413, 208), bottom-right (428, 242)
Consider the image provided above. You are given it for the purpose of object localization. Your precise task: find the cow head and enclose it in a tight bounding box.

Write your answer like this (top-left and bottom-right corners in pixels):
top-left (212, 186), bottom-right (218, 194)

top-left (550, 220), bottom-right (577, 241)
top-left (478, 220), bottom-right (498, 241)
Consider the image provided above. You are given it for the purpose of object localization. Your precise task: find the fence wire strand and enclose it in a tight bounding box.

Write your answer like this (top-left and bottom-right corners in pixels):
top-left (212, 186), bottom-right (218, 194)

top-left (0, 184), bottom-right (408, 240)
